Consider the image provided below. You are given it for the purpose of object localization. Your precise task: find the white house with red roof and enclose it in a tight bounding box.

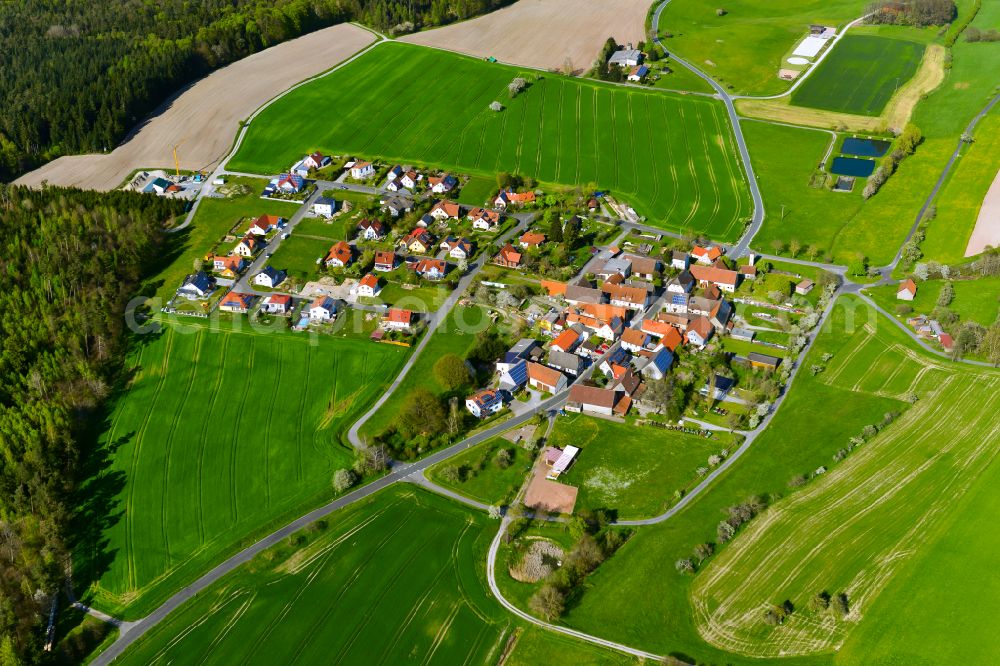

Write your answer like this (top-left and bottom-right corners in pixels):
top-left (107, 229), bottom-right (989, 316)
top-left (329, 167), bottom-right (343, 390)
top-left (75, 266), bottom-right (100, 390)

top-left (261, 293), bottom-right (292, 315)
top-left (349, 160), bottom-right (375, 179)
top-left (465, 389), bottom-right (504, 418)
top-left (383, 308), bottom-right (415, 331)
top-left (219, 291), bottom-right (254, 313)
top-left (355, 273), bottom-right (381, 298)
top-left (309, 296), bottom-right (338, 321)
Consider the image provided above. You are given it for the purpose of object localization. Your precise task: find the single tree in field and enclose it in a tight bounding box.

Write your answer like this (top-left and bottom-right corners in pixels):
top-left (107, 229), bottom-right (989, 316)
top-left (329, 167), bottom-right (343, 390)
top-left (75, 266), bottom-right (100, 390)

top-left (399, 387), bottom-right (446, 435)
top-left (529, 585), bottom-right (565, 621)
top-left (770, 239), bottom-right (784, 254)
top-left (936, 281), bottom-right (954, 307)
top-left (693, 542), bottom-right (714, 562)
top-left (832, 592), bottom-right (850, 618)
top-left (808, 591), bottom-right (830, 612)
top-left (675, 558), bottom-right (695, 574)
top-left (789, 239), bottom-right (801, 258)
top-left (434, 353), bottom-right (469, 391)
top-left (332, 468), bottom-right (356, 493)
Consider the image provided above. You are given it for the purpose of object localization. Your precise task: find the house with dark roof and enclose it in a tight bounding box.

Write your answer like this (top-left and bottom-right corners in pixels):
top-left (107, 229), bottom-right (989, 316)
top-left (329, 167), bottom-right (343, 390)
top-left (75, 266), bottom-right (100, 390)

top-left (177, 271), bottom-right (215, 299)
top-left (465, 389), bottom-right (504, 418)
top-left (357, 219), bottom-right (386, 241)
top-left (219, 291), bottom-right (254, 313)
top-left (313, 196), bottom-right (337, 218)
top-left (254, 265), bottom-right (286, 288)
top-left (548, 350), bottom-right (585, 376)
top-left (641, 347), bottom-right (674, 380)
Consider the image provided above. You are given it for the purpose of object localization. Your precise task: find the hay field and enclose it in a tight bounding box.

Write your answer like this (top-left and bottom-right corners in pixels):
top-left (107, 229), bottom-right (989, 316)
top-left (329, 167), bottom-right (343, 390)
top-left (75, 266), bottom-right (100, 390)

top-left (14, 24), bottom-right (374, 191)
top-left (229, 42), bottom-right (750, 238)
top-left (79, 323), bottom-right (407, 617)
top-left (690, 321), bottom-right (1000, 658)
top-left (400, 0), bottom-right (649, 73)
top-left (790, 35), bottom-right (924, 116)
top-left (116, 486), bottom-right (511, 664)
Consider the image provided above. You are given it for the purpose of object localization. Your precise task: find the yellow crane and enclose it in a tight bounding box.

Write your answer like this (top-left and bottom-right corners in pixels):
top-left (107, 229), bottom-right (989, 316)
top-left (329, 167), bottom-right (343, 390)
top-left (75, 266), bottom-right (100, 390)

top-left (172, 144), bottom-right (181, 177)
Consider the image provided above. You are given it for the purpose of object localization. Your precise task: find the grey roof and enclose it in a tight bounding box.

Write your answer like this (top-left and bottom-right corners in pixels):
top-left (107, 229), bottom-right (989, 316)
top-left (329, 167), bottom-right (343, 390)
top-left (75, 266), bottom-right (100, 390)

top-left (609, 49), bottom-right (641, 64)
top-left (548, 350), bottom-right (583, 372)
top-left (565, 284), bottom-right (605, 304)
top-left (183, 271), bottom-right (214, 292)
top-left (315, 196), bottom-right (336, 206)
top-left (598, 256), bottom-right (632, 276)
top-left (731, 327), bottom-right (755, 340)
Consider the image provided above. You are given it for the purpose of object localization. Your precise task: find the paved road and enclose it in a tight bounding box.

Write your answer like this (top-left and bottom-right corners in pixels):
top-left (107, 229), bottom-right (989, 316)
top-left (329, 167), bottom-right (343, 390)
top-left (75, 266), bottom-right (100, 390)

top-left (650, 0), bottom-right (764, 258)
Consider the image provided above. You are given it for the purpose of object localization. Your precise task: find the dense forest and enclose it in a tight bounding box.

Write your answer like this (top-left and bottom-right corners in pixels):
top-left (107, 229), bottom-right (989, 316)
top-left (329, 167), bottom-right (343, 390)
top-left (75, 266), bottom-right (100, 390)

top-left (866, 0), bottom-right (957, 26)
top-left (0, 186), bottom-right (183, 661)
top-left (0, 0), bottom-right (512, 181)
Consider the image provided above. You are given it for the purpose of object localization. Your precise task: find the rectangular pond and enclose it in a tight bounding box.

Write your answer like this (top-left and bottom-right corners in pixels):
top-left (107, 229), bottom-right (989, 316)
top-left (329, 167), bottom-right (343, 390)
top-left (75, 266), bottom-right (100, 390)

top-left (841, 137), bottom-right (891, 158)
top-left (830, 156), bottom-right (876, 177)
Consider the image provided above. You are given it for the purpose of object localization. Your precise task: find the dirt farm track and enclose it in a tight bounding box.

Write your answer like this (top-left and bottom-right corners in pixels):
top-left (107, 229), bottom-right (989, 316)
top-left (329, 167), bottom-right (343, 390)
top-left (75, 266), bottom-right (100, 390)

top-left (14, 24), bottom-right (374, 191)
top-left (400, 0), bottom-right (650, 73)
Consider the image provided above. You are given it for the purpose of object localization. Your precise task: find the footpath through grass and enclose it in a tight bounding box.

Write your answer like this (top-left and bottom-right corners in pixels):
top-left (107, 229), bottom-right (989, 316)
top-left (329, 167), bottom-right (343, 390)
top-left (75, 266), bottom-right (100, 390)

top-left (78, 322), bottom-right (407, 618)
top-left (229, 41), bottom-right (750, 240)
top-left (791, 35), bottom-right (924, 116)
top-left (116, 486), bottom-right (511, 664)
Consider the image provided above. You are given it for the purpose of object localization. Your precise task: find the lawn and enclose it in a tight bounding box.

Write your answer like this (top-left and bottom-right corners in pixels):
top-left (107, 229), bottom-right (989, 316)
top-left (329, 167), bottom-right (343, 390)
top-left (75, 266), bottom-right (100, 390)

top-left (77, 322), bottom-right (408, 618)
top-left (547, 415), bottom-right (730, 521)
top-left (656, 0), bottom-right (869, 96)
top-left (364, 280), bottom-right (452, 312)
top-left (116, 486), bottom-right (512, 664)
top-left (868, 276), bottom-right (1000, 327)
top-left (228, 41), bottom-right (750, 240)
top-left (457, 174), bottom-right (500, 206)
top-left (266, 234), bottom-right (329, 281)
top-left (426, 434), bottom-right (536, 506)
top-left (293, 215), bottom-right (348, 241)
top-left (791, 35), bottom-right (924, 116)
top-left (507, 626), bottom-right (639, 665)
top-left (741, 120), bottom-right (868, 264)
top-left (358, 304), bottom-right (493, 441)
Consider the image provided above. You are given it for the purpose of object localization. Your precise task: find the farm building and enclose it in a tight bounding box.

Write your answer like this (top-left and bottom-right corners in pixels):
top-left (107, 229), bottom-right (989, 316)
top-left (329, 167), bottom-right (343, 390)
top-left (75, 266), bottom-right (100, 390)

top-left (544, 445), bottom-right (580, 480)
top-left (748, 352), bottom-right (781, 371)
top-left (609, 48), bottom-right (642, 68)
top-left (627, 65), bottom-right (649, 82)
top-left (897, 279), bottom-right (917, 300)
top-left (526, 361), bottom-right (567, 393)
top-left (796, 279), bottom-right (814, 295)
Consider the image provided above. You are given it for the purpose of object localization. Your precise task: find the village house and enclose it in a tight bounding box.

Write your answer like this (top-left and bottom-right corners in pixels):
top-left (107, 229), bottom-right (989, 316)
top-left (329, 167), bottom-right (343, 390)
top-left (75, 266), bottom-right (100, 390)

top-left (596, 256), bottom-right (632, 280)
top-left (550, 328), bottom-right (581, 354)
top-left (620, 327), bottom-right (651, 353)
top-left (494, 188), bottom-right (536, 209)
top-left (686, 316), bottom-right (714, 349)
top-left (548, 349), bottom-right (585, 376)
top-left (691, 245), bottom-right (723, 265)
top-left (381, 196), bottom-right (412, 217)
top-left (219, 291), bottom-right (254, 313)
top-left (641, 347), bottom-right (674, 381)
top-left (565, 280), bottom-right (605, 306)
top-left (519, 231), bottom-right (546, 249)
top-left (666, 270), bottom-right (695, 294)
top-left (710, 300), bottom-right (733, 330)
top-left (440, 237), bottom-right (474, 260)
top-left (309, 295), bottom-right (338, 321)
top-left (412, 258), bottom-right (447, 280)
top-left (355, 273), bottom-right (381, 298)
top-left (494, 244), bottom-right (522, 268)
top-left (383, 307), bottom-right (415, 331)
top-left (626, 254), bottom-right (660, 281)
top-left (700, 375), bottom-right (735, 400)
top-left (313, 196), bottom-right (336, 218)
top-left (739, 264), bottom-right (758, 281)
top-left (349, 160), bottom-right (375, 179)
top-left (568, 384), bottom-right (620, 416)
top-left (526, 361), bottom-right (567, 393)
top-left (608, 48), bottom-right (642, 68)
top-left (401, 228), bottom-right (435, 254)
top-left (687, 296), bottom-right (717, 317)
top-left (178, 271), bottom-right (215, 300)
top-left (428, 174), bottom-right (458, 194)
top-left (250, 214), bottom-right (282, 236)
top-left (233, 234), bottom-right (263, 257)
top-left (324, 241), bottom-right (353, 268)
top-left (897, 279), bottom-right (917, 301)
top-left (400, 169), bottom-right (419, 189)
top-left (261, 293), bottom-right (292, 315)
top-left (465, 388), bottom-right (504, 418)
top-left (498, 339), bottom-right (542, 373)
top-left (384, 165), bottom-right (404, 188)
top-left (498, 359), bottom-right (529, 391)
top-left (665, 292), bottom-right (689, 314)
top-left (469, 208), bottom-right (502, 231)
top-left (212, 255), bottom-right (246, 278)
top-left (689, 264), bottom-right (739, 292)
top-left (303, 151), bottom-right (329, 170)
top-left (605, 282), bottom-right (651, 310)
top-left (627, 64), bottom-right (649, 82)
top-left (430, 200), bottom-right (462, 221)
top-left (291, 160), bottom-right (310, 178)
top-left (254, 265), bottom-right (286, 288)
top-left (356, 219), bottom-right (386, 241)
top-left (276, 173), bottom-right (304, 193)
top-left (374, 250), bottom-right (398, 272)
top-left (670, 250), bottom-right (690, 270)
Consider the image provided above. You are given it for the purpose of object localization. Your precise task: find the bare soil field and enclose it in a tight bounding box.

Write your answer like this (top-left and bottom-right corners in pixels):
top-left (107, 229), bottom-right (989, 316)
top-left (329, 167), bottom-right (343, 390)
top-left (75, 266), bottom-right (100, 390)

top-left (399, 0), bottom-right (650, 73)
top-left (965, 168), bottom-right (1000, 256)
top-left (14, 24), bottom-right (374, 191)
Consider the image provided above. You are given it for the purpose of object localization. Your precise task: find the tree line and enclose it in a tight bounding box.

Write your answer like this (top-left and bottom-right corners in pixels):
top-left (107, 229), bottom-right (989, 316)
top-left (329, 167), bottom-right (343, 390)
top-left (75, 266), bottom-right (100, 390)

top-left (0, 0), bottom-right (513, 181)
top-left (0, 184), bottom-right (183, 662)
top-left (865, 0), bottom-right (957, 26)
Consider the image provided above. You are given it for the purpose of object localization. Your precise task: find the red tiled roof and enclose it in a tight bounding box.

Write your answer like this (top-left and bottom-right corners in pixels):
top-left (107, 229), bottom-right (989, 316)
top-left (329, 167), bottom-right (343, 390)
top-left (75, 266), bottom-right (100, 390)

top-left (359, 273), bottom-right (379, 289)
top-left (325, 241), bottom-right (352, 264)
top-left (550, 329), bottom-right (579, 351)
top-left (386, 308), bottom-right (413, 324)
top-left (527, 361), bottom-right (563, 387)
top-left (689, 264), bottom-right (738, 287)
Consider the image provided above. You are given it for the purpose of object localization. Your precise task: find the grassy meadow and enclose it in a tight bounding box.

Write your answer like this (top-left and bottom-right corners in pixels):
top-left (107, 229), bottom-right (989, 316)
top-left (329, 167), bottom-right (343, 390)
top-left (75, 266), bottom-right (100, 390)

top-left (547, 415), bottom-right (729, 520)
top-left (78, 322), bottom-right (407, 617)
top-left (116, 486), bottom-right (512, 664)
top-left (791, 35), bottom-right (924, 116)
top-left (656, 0), bottom-right (868, 96)
top-left (427, 434), bottom-right (536, 506)
top-left (868, 276), bottom-right (1000, 327)
top-left (228, 42), bottom-right (750, 240)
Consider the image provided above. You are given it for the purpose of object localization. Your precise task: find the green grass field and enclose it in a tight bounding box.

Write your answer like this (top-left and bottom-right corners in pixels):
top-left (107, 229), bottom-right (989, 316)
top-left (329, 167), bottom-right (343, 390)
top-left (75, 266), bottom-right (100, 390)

top-left (868, 276), bottom-right (1000, 327)
top-left (266, 234), bottom-right (329, 281)
top-left (657, 0), bottom-right (868, 96)
top-left (79, 322), bottom-right (408, 617)
top-left (116, 486), bottom-right (512, 664)
top-left (690, 304), bottom-right (1000, 658)
top-left (427, 434), bottom-right (535, 506)
top-left (548, 415), bottom-right (728, 520)
top-left (791, 35), bottom-right (924, 116)
top-left (228, 42), bottom-right (749, 239)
